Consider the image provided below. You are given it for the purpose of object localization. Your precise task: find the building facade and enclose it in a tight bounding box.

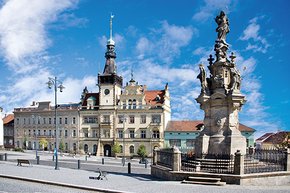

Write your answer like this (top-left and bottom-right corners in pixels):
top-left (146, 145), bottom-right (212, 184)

top-left (164, 120), bottom-right (255, 153)
top-left (3, 114), bottom-right (14, 149)
top-left (78, 16), bottom-right (170, 157)
top-left (13, 102), bottom-right (80, 153)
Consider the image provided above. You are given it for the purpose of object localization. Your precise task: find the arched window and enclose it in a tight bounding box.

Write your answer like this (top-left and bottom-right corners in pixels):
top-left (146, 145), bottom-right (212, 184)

top-left (84, 144), bottom-right (88, 153)
top-left (129, 145), bottom-right (134, 154)
top-left (73, 143), bottom-right (77, 151)
top-left (132, 99), bottom-right (136, 109)
top-left (128, 99), bottom-right (132, 109)
top-left (120, 145), bottom-right (123, 153)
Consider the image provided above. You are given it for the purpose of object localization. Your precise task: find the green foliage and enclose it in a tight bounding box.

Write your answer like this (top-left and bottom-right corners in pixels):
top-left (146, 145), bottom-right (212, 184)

top-left (112, 142), bottom-right (121, 154)
top-left (59, 140), bottom-right (64, 152)
top-left (13, 147), bottom-right (24, 152)
top-left (39, 138), bottom-right (48, 149)
top-left (137, 144), bottom-right (147, 158)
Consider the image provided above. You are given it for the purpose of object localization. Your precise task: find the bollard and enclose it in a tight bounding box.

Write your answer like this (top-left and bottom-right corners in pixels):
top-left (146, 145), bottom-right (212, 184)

top-left (102, 158), bottom-right (104, 165)
top-left (4, 153), bottom-right (7, 161)
top-left (128, 162), bottom-right (131, 174)
top-left (52, 155), bottom-right (54, 161)
top-left (78, 160), bottom-right (81, 169)
top-left (145, 161), bottom-right (147, 168)
top-left (85, 156), bottom-right (87, 161)
top-left (36, 156), bottom-right (40, 165)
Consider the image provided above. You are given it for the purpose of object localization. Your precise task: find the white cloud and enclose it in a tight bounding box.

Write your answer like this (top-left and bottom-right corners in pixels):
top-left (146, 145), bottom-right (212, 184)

top-left (192, 0), bottom-right (234, 22)
top-left (239, 17), bottom-right (270, 53)
top-left (193, 47), bottom-right (207, 55)
top-left (0, 0), bottom-right (82, 114)
top-left (0, 0), bottom-right (78, 73)
top-left (135, 21), bottom-right (197, 64)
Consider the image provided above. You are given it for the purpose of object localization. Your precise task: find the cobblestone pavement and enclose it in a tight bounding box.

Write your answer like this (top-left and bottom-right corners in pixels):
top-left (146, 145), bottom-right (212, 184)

top-left (0, 150), bottom-right (290, 193)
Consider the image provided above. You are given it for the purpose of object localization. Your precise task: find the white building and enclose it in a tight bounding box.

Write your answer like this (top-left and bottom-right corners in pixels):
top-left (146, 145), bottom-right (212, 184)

top-left (13, 102), bottom-right (79, 153)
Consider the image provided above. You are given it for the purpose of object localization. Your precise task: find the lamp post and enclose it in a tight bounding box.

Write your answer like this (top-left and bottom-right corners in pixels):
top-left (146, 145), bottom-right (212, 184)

top-left (122, 117), bottom-right (126, 166)
top-left (47, 76), bottom-right (64, 170)
top-left (32, 115), bottom-right (41, 159)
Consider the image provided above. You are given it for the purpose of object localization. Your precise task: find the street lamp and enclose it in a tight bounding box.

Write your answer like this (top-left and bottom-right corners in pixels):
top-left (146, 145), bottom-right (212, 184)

top-left (32, 115), bottom-right (41, 159)
top-left (47, 76), bottom-right (64, 170)
top-left (122, 117), bottom-right (126, 166)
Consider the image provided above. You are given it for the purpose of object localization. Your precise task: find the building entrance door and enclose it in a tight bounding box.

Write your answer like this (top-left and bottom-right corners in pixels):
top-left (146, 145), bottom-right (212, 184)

top-left (103, 144), bottom-right (111, 157)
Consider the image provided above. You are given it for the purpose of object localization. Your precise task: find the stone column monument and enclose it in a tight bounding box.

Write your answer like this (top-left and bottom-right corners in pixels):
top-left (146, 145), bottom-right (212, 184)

top-left (195, 11), bottom-right (246, 157)
top-left (0, 107), bottom-right (4, 149)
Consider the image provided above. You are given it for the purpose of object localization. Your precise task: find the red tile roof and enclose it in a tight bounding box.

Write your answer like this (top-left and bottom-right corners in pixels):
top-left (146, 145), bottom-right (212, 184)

top-left (166, 120), bottom-right (203, 132)
top-left (144, 90), bottom-right (165, 105)
top-left (263, 131), bottom-right (290, 144)
top-left (166, 120), bottom-right (255, 132)
top-left (256, 132), bottom-right (274, 142)
top-left (3, 114), bottom-right (14, 124)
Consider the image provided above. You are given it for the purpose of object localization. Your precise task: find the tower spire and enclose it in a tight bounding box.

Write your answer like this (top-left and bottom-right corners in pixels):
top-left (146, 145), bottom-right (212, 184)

top-left (103, 14), bottom-right (116, 74)
top-left (108, 13), bottom-right (115, 46)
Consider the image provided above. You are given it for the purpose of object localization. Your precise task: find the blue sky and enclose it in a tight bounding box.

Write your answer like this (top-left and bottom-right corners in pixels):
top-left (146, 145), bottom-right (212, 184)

top-left (0, 0), bottom-right (289, 138)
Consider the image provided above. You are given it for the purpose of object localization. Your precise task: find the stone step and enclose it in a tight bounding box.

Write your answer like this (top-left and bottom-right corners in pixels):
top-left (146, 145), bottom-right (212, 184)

top-left (187, 176), bottom-right (222, 182)
top-left (182, 180), bottom-right (226, 186)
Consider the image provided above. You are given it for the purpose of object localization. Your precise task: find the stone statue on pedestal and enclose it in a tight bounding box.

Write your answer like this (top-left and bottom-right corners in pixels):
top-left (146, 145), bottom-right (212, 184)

top-left (195, 11), bottom-right (246, 157)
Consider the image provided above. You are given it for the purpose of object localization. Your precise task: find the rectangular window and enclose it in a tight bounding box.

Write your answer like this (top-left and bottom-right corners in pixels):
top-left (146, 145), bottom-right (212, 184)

top-left (129, 130), bottom-right (135, 138)
top-left (186, 139), bottom-right (195, 147)
top-left (16, 118), bottom-right (19, 124)
top-left (49, 118), bottom-right (52, 124)
top-left (118, 115), bottom-right (124, 124)
top-left (141, 130), bottom-right (146, 138)
top-left (43, 118), bottom-right (46, 124)
top-left (65, 130), bottom-right (68, 137)
top-left (83, 117), bottom-right (98, 124)
top-left (122, 101), bottom-right (126, 109)
top-left (152, 130), bottom-right (160, 138)
top-left (92, 130), bottom-right (97, 138)
top-left (118, 130), bottom-right (123, 138)
top-left (53, 118), bottom-right (56, 124)
top-left (152, 114), bottom-right (161, 123)
top-left (83, 129), bottom-right (88, 138)
top-left (65, 118), bottom-right (68, 124)
top-left (44, 130), bottom-right (46, 136)
top-left (23, 118), bottom-right (26, 125)
top-left (59, 117), bottom-right (62, 124)
top-left (38, 118), bottom-right (40, 124)
top-left (59, 130), bottom-right (62, 137)
top-left (49, 130), bottom-right (52, 136)
top-left (169, 139), bottom-right (181, 147)
top-left (140, 115), bottom-right (146, 124)
top-left (73, 130), bottom-right (76, 137)
top-left (129, 115), bottom-right (135, 124)
top-left (38, 130), bottom-right (41, 136)
top-left (73, 117), bottom-right (76, 124)
top-left (33, 130), bottom-right (36, 136)
top-left (103, 115), bottom-right (110, 123)
top-left (28, 130), bottom-right (31, 136)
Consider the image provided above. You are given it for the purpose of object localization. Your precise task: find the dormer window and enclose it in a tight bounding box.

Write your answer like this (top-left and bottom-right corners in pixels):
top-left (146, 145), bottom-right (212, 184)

top-left (156, 95), bottom-right (161, 101)
top-left (128, 99), bottom-right (132, 109)
top-left (132, 99), bottom-right (136, 109)
top-left (87, 96), bottom-right (96, 109)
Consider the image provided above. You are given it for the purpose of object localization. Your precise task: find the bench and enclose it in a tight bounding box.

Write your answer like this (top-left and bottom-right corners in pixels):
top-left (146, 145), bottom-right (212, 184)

top-left (17, 159), bottom-right (31, 166)
top-left (89, 168), bottom-right (107, 180)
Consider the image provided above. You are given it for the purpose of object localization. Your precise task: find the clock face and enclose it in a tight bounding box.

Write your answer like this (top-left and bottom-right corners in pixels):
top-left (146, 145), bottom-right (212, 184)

top-left (104, 89), bottom-right (110, 95)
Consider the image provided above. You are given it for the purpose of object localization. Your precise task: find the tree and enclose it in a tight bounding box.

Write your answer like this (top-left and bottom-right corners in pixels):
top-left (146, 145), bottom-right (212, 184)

top-left (59, 140), bottom-right (64, 152)
top-left (137, 144), bottom-right (147, 158)
top-left (39, 138), bottom-right (48, 150)
top-left (112, 142), bottom-right (121, 157)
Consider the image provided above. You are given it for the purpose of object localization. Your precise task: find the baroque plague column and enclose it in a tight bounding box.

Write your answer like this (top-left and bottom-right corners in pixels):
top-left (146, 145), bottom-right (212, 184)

top-left (195, 11), bottom-right (246, 156)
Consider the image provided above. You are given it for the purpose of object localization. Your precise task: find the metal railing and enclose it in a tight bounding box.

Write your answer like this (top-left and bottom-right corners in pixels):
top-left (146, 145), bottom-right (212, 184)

top-left (244, 149), bottom-right (287, 174)
top-left (181, 153), bottom-right (234, 174)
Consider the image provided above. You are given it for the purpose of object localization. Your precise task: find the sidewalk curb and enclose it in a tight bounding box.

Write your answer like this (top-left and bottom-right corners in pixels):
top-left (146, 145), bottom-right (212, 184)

top-left (0, 174), bottom-right (130, 193)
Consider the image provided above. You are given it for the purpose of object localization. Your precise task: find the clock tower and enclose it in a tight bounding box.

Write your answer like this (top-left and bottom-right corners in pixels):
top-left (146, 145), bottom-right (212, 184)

top-left (98, 14), bottom-right (123, 109)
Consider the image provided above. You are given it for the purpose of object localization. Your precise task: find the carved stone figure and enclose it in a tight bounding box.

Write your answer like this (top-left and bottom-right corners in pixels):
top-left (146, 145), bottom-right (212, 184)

top-left (215, 11), bottom-right (229, 43)
top-left (229, 66), bottom-right (241, 92)
top-left (197, 64), bottom-right (208, 93)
